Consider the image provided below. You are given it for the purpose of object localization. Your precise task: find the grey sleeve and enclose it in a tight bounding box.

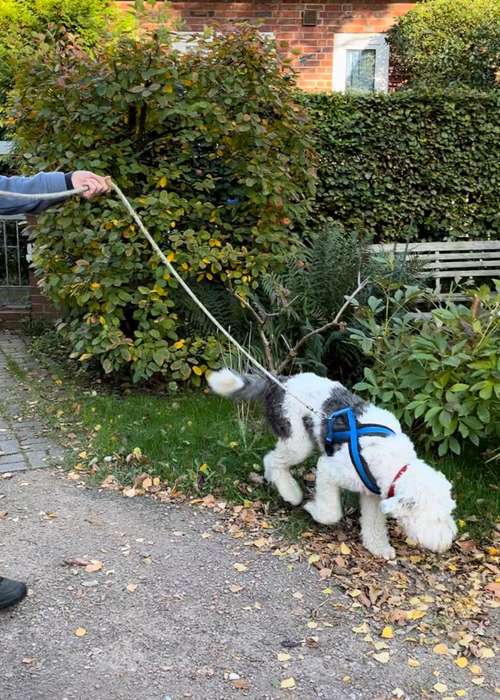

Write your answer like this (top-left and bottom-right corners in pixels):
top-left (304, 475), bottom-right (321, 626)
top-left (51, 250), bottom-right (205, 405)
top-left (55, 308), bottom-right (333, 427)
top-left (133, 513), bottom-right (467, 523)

top-left (0, 172), bottom-right (69, 216)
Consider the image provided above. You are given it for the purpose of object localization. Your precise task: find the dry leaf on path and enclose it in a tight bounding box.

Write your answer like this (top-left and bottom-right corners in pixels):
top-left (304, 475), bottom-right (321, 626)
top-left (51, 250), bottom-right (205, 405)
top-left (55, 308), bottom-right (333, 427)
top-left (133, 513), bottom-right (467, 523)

top-left (85, 560), bottom-right (103, 573)
top-left (74, 627), bottom-right (87, 637)
top-left (233, 563), bottom-right (248, 572)
top-left (280, 677), bottom-right (296, 689)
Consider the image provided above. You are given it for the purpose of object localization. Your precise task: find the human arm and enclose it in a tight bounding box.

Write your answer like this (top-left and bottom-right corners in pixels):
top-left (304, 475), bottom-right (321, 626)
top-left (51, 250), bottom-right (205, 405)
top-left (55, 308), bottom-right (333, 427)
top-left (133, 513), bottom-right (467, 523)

top-left (0, 171), bottom-right (111, 216)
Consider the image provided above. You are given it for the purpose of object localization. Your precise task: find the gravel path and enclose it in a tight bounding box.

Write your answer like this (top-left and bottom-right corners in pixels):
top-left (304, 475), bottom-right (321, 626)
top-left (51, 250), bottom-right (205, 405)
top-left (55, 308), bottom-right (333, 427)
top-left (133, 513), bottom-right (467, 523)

top-left (0, 333), bottom-right (496, 699)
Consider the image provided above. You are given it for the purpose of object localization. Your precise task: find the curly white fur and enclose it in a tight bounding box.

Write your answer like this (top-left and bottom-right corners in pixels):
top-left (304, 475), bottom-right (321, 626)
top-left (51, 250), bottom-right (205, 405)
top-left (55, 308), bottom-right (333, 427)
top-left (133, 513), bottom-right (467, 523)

top-left (208, 370), bottom-right (457, 559)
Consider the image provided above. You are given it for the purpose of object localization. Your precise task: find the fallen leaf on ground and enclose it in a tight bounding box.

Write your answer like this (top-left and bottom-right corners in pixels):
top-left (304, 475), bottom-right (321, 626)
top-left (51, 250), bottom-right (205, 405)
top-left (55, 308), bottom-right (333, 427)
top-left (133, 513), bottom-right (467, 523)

top-left (455, 657), bottom-right (468, 668)
top-left (85, 560), bottom-right (103, 573)
top-left (229, 584), bottom-right (243, 593)
top-left (277, 652), bottom-right (291, 662)
top-left (127, 583), bottom-right (138, 593)
top-left (280, 677), bottom-right (296, 689)
top-left (233, 563), bottom-right (248, 572)
top-left (433, 643), bottom-right (449, 655)
top-left (74, 627), bottom-right (87, 637)
top-left (381, 626), bottom-right (394, 639)
top-left (407, 658), bottom-right (420, 668)
top-left (479, 647), bottom-right (495, 659)
top-left (340, 543), bottom-right (351, 555)
top-left (373, 652), bottom-right (390, 664)
top-left (233, 679), bottom-right (250, 690)
top-left (433, 682), bottom-right (448, 694)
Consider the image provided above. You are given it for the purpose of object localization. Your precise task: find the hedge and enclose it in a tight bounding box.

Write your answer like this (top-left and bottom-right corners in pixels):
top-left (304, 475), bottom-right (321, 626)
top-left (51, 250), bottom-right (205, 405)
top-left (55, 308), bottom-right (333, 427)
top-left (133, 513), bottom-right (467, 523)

top-left (306, 90), bottom-right (500, 241)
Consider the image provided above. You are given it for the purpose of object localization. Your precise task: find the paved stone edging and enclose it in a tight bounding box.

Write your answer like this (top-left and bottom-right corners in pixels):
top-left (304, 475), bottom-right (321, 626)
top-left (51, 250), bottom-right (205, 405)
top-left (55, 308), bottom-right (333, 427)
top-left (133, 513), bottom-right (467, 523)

top-left (0, 333), bottom-right (64, 473)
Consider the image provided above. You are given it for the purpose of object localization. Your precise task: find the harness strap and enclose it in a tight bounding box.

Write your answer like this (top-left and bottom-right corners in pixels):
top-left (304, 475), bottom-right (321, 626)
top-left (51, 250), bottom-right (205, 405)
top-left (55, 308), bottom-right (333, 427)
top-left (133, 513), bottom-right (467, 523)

top-left (324, 407), bottom-right (397, 496)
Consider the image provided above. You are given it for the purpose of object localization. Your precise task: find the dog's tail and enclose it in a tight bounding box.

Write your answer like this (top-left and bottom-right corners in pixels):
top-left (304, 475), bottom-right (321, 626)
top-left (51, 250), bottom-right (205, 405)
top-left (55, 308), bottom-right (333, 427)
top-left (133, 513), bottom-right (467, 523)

top-left (207, 368), bottom-right (270, 401)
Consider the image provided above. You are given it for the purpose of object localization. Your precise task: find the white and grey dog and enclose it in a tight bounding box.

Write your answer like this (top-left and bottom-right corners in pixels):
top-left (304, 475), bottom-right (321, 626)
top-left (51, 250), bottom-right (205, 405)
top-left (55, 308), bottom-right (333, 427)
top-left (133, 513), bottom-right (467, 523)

top-left (208, 369), bottom-right (457, 559)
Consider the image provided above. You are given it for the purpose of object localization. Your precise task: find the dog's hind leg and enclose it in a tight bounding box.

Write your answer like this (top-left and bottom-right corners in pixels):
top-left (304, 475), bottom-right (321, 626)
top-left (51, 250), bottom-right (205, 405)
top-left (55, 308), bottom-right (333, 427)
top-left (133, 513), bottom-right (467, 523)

top-left (303, 456), bottom-right (343, 524)
top-left (263, 435), bottom-right (313, 506)
top-left (360, 494), bottom-right (395, 560)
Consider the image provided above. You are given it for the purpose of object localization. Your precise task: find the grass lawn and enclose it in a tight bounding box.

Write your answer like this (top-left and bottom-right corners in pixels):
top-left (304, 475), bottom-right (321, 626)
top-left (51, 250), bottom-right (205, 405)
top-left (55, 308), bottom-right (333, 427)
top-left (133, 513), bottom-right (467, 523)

top-left (10, 336), bottom-right (500, 540)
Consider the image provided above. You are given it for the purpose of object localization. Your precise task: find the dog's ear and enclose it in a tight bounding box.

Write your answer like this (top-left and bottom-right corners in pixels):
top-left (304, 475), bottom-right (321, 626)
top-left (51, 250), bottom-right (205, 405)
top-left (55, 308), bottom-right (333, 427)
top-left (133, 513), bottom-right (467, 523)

top-left (380, 495), bottom-right (415, 516)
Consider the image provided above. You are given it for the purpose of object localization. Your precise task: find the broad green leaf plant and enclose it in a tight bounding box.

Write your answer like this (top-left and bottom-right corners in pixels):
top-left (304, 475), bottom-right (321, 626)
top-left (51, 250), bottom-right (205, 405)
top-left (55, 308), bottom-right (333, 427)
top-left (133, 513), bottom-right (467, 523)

top-left (351, 282), bottom-right (500, 458)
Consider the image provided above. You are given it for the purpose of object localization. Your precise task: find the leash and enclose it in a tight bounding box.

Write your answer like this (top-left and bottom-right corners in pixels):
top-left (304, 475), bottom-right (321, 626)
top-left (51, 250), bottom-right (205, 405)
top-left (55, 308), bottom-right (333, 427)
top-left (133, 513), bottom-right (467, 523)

top-left (0, 182), bottom-right (324, 418)
top-left (2, 183), bottom-right (407, 496)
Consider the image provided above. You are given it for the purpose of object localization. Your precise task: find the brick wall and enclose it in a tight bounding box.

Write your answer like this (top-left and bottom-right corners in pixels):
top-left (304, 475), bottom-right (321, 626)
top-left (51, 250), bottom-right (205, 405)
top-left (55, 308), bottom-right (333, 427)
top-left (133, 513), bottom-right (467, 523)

top-left (126, 1), bottom-right (415, 92)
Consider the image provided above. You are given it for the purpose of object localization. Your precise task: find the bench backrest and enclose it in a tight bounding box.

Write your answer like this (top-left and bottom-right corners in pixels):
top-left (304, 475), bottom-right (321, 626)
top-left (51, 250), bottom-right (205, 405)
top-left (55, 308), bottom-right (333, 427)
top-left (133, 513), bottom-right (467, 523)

top-left (371, 240), bottom-right (500, 295)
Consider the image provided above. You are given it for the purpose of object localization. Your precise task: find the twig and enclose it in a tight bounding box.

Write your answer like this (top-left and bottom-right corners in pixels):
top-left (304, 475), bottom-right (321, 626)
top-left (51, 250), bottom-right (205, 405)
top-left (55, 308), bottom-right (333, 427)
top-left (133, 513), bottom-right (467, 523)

top-left (276, 278), bottom-right (369, 374)
top-left (231, 290), bottom-right (276, 372)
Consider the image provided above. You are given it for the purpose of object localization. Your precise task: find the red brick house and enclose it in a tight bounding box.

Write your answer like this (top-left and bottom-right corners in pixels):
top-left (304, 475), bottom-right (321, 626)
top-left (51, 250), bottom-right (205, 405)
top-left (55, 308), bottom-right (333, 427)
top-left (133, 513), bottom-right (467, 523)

top-left (166, 2), bottom-right (416, 92)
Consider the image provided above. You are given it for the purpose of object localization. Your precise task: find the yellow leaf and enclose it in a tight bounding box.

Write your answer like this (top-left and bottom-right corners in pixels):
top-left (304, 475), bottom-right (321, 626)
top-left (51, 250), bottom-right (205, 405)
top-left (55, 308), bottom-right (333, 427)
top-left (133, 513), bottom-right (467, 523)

top-left (455, 657), bottom-right (468, 668)
top-left (469, 664), bottom-right (481, 675)
top-left (127, 583), bottom-right (138, 593)
top-left (434, 683), bottom-right (448, 694)
top-left (307, 621), bottom-right (318, 629)
top-left (90, 282), bottom-right (100, 290)
top-left (199, 463), bottom-right (209, 473)
top-left (158, 176), bottom-right (167, 188)
top-left (381, 626), bottom-right (394, 639)
top-left (308, 553), bottom-right (320, 565)
top-left (233, 563), bottom-right (248, 572)
top-left (75, 627), bottom-right (87, 637)
top-left (479, 647), bottom-right (495, 659)
top-left (340, 542), bottom-right (351, 555)
top-left (433, 643), bottom-right (449, 655)
top-left (142, 477), bottom-right (152, 491)
top-left (193, 366), bottom-right (203, 376)
top-left (407, 658), bottom-right (420, 668)
top-left (455, 691), bottom-right (466, 698)
top-left (407, 609), bottom-right (426, 620)
top-left (173, 339), bottom-right (185, 350)
top-left (280, 677), bottom-right (296, 689)
top-left (373, 652), bottom-right (390, 664)
top-left (373, 641), bottom-right (389, 651)
top-left (277, 652), bottom-right (291, 662)
top-left (322, 587), bottom-right (333, 595)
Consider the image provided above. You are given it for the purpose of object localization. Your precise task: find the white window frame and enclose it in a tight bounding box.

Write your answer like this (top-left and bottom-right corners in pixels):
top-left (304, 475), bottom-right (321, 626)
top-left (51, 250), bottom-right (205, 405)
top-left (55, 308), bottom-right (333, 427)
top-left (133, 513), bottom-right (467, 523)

top-left (332, 33), bottom-right (389, 93)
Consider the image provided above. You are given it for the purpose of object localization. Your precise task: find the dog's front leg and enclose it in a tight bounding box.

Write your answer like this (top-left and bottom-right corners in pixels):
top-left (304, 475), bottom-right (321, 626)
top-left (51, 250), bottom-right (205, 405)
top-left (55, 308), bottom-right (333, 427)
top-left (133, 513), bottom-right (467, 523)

top-left (360, 494), bottom-right (396, 560)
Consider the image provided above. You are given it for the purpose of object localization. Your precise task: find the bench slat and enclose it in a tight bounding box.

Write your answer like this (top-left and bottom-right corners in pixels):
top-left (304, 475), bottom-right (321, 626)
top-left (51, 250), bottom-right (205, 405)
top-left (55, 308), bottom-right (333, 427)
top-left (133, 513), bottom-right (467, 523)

top-left (424, 260), bottom-right (500, 270)
top-left (415, 252), bottom-right (500, 262)
top-left (372, 241), bottom-right (500, 253)
top-left (426, 268), bottom-right (500, 279)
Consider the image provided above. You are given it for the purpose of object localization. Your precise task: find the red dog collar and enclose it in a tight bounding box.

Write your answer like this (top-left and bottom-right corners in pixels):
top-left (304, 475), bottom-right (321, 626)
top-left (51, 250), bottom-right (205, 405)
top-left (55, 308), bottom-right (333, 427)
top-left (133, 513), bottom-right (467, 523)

top-left (387, 465), bottom-right (409, 499)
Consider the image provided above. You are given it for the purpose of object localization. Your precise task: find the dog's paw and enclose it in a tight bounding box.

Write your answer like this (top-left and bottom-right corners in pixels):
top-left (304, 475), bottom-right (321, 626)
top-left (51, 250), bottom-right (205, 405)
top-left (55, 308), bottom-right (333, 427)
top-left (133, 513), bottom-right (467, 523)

top-left (303, 500), bottom-right (342, 525)
top-left (366, 543), bottom-right (396, 560)
top-left (277, 479), bottom-right (303, 507)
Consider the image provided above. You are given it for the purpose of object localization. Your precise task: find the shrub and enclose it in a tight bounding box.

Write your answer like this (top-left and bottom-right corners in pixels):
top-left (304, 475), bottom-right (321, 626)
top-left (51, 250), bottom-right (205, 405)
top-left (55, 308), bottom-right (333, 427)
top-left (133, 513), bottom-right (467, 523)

top-left (387, 0), bottom-right (500, 90)
top-left (0, 0), bottom-right (129, 133)
top-left (351, 282), bottom-right (500, 457)
top-left (10, 26), bottom-right (316, 384)
top-left (305, 90), bottom-right (500, 242)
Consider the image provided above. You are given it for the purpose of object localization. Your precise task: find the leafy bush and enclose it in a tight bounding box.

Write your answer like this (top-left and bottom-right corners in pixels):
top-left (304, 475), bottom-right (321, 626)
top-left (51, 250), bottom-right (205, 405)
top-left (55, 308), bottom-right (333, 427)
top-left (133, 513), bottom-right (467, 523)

top-left (387, 0), bottom-right (500, 90)
top-left (351, 282), bottom-right (500, 457)
top-left (10, 26), bottom-right (316, 384)
top-left (0, 0), bottom-right (129, 133)
top-left (305, 90), bottom-right (500, 242)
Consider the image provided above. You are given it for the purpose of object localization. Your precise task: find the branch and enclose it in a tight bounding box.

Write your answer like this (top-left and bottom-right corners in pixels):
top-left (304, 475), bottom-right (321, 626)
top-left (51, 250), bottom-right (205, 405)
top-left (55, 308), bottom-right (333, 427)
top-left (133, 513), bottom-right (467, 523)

top-left (276, 278), bottom-right (369, 374)
top-left (230, 289), bottom-right (276, 372)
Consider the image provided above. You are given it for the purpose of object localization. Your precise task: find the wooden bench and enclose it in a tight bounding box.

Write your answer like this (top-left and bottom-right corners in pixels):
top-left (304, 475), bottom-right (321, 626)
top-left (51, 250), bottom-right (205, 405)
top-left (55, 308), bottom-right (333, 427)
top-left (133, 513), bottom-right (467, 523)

top-left (371, 240), bottom-right (500, 300)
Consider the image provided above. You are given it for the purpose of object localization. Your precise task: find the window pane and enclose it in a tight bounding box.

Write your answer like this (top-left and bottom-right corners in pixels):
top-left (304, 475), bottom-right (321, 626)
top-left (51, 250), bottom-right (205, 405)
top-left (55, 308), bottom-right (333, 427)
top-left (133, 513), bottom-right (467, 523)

top-left (346, 49), bottom-right (376, 93)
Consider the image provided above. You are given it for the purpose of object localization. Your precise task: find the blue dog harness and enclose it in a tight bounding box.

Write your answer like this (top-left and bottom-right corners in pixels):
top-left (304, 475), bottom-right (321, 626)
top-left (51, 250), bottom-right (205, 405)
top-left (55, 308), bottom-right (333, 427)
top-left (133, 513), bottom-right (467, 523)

top-left (324, 407), bottom-right (396, 496)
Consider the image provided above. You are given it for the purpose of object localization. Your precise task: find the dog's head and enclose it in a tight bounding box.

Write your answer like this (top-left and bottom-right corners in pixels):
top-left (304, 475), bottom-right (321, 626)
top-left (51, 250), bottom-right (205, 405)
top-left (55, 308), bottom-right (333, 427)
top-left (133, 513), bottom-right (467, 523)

top-left (380, 461), bottom-right (457, 553)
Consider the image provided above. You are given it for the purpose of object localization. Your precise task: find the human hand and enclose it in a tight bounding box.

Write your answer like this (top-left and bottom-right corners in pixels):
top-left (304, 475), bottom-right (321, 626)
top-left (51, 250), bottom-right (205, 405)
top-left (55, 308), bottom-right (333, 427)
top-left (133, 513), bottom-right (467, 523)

top-left (71, 171), bottom-right (112, 200)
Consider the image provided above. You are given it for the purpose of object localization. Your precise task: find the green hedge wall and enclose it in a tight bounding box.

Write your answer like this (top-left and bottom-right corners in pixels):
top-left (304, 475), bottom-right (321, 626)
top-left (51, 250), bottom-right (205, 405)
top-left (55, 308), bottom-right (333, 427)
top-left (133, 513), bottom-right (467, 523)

top-left (306, 90), bottom-right (500, 241)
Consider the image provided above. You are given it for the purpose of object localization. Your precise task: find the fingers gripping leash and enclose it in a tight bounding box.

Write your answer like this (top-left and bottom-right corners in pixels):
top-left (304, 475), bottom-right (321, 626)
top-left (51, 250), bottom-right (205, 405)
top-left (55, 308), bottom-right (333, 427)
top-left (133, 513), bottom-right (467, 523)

top-left (0, 181), bottom-right (325, 417)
